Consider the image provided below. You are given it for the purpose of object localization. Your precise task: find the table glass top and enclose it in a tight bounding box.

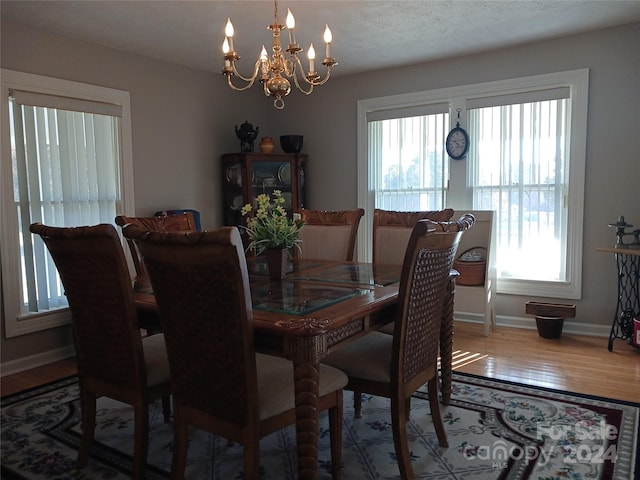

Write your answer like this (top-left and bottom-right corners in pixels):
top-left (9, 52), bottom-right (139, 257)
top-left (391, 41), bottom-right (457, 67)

top-left (248, 256), bottom-right (401, 285)
top-left (250, 281), bottom-right (370, 315)
top-left (288, 263), bottom-right (401, 287)
top-left (248, 256), bottom-right (325, 276)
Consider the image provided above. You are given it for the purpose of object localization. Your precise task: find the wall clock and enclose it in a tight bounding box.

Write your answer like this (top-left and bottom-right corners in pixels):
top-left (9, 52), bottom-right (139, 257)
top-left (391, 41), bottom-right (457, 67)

top-left (446, 108), bottom-right (469, 160)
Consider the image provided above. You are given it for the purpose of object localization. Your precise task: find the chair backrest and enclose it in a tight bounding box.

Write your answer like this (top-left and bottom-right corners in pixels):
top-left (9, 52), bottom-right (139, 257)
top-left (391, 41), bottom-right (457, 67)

top-left (122, 224), bottom-right (258, 425)
top-left (392, 214), bottom-right (475, 389)
top-left (372, 208), bottom-right (455, 265)
top-left (29, 223), bottom-right (146, 394)
top-left (154, 209), bottom-right (201, 231)
top-left (297, 208), bottom-right (365, 261)
top-left (115, 212), bottom-right (198, 292)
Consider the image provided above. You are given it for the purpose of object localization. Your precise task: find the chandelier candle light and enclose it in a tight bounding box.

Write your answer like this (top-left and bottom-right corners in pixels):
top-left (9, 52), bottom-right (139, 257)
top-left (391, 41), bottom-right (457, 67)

top-left (222, 0), bottom-right (337, 109)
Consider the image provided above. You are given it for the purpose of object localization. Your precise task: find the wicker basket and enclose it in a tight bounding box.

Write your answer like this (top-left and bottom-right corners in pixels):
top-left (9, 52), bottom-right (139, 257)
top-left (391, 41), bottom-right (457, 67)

top-left (453, 247), bottom-right (486, 286)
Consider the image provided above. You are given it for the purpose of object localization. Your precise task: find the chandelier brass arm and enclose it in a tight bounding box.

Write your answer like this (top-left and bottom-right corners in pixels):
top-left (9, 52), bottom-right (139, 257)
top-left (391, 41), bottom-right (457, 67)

top-left (223, 59), bottom-right (262, 91)
top-left (221, 0), bottom-right (337, 110)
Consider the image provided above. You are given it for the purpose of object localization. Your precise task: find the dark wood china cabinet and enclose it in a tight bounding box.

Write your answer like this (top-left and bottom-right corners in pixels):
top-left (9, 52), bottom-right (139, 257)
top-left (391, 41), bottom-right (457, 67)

top-left (221, 153), bottom-right (308, 228)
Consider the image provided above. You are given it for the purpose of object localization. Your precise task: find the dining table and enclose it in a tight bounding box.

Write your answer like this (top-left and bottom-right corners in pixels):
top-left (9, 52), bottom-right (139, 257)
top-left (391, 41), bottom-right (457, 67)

top-left (243, 255), bottom-right (458, 480)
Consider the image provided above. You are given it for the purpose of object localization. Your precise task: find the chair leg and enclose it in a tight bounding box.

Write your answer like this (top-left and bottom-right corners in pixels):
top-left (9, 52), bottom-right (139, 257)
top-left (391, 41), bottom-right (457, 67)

top-left (77, 388), bottom-right (96, 468)
top-left (162, 395), bottom-right (172, 423)
top-left (391, 395), bottom-right (414, 480)
top-left (132, 402), bottom-right (150, 480)
top-left (170, 408), bottom-right (189, 480)
top-left (353, 391), bottom-right (362, 418)
top-left (243, 431), bottom-right (261, 480)
top-left (328, 390), bottom-right (344, 479)
top-left (428, 377), bottom-right (448, 448)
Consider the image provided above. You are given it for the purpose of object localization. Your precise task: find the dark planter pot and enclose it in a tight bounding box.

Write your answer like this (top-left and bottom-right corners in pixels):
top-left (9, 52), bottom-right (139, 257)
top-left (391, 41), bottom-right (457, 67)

top-left (526, 301), bottom-right (575, 339)
top-left (536, 317), bottom-right (565, 339)
top-left (265, 248), bottom-right (288, 281)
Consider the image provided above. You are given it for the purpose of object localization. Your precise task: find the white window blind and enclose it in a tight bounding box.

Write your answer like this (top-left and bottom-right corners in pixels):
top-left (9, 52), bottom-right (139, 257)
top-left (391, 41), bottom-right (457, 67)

top-left (2, 69), bottom-right (134, 338)
top-left (11, 89), bottom-right (124, 117)
top-left (10, 93), bottom-right (123, 314)
top-left (468, 97), bottom-right (569, 282)
top-left (368, 103), bottom-right (450, 212)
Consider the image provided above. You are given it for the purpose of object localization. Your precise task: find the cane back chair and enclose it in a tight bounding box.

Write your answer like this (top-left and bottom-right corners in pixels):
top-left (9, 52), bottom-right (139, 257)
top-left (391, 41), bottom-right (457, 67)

top-left (115, 211), bottom-right (198, 293)
top-left (122, 224), bottom-right (347, 480)
top-left (322, 214), bottom-right (475, 479)
top-left (29, 223), bottom-right (171, 480)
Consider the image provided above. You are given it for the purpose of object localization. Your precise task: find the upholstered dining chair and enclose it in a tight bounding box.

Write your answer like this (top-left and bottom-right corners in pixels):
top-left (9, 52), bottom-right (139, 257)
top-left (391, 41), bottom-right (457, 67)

top-left (372, 208), bottom-right (455, 335)
top-left (372, 208), bottom-right (455, 265)
top-left (296, 208), bottom-right (365, 261)
top-left (322, 214), bottom-right (475, 480)
top-left (122, 224), bottom-right (348, 480)
top-left (28, 223), bottom-right (171, 480)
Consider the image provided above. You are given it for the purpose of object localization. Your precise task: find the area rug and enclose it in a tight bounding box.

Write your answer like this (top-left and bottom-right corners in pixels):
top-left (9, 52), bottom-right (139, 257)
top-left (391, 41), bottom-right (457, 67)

top-left (2, 372), bottom-right (638, 479)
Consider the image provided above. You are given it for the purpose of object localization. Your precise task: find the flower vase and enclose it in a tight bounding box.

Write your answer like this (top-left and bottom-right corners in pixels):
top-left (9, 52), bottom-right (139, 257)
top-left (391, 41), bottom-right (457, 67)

top-left (265, 248), bottom-right (288, 281)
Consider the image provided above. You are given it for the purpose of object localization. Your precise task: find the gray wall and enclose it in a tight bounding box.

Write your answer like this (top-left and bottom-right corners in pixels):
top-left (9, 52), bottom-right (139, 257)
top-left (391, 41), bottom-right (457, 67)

top-left (1, 19), bottom-right (639, 369)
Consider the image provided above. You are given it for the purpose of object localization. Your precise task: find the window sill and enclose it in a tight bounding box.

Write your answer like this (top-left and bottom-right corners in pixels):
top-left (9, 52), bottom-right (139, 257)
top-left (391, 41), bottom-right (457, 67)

top-left (5, 308), bottom-right (71, 338)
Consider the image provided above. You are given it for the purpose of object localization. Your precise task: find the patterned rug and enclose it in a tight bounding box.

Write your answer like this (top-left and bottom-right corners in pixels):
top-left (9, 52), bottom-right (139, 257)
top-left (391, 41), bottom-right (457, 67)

top-left (2, 372), bottom-right (638, 479)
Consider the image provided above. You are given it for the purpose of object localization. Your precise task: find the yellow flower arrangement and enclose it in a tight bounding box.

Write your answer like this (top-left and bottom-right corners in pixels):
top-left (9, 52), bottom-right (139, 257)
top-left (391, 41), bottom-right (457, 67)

top-left (241, 190), bottom-right (304, 255)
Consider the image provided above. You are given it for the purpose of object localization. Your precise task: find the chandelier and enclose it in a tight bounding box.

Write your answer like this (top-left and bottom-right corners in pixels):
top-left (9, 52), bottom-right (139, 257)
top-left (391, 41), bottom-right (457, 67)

top-left (222, 0), bottom-right (337, 110)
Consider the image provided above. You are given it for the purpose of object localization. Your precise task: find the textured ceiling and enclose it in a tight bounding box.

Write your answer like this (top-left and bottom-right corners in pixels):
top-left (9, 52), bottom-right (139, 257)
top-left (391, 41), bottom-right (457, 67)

top-left (2, 1), bottom-right (640, 77)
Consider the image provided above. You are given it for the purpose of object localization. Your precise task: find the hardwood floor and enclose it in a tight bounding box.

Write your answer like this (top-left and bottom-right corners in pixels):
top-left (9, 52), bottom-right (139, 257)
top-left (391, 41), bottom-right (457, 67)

top-left (2, 357), bottom-right (77, 397)
top-left (450, 323), bottom-right (640, 403)
top-left (2, 323), bottom-right (639, 402)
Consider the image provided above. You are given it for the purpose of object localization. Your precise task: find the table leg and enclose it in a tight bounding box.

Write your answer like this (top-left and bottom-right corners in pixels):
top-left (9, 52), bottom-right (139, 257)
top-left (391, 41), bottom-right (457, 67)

top-left (280, 320), bottom-right (329, 480)
top-left (440, 275), bottom-right (456, 405)
top-left (608, 253), bottom-right (640, 351)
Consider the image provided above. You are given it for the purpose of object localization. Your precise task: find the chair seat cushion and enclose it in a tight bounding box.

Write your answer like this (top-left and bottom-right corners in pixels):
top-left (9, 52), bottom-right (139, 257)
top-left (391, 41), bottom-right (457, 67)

top-left (256, 352), bottom-right (348, 420)
top-left (322, 332), bottom-right (392, 383)
top-left (142, 334), bottom-right (171, 386)
top-left (378, 322), bottom-right (395, 335)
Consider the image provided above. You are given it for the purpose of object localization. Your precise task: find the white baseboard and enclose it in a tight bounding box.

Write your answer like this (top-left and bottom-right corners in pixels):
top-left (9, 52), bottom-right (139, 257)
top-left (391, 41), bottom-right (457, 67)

top-left (1, 345), bottom-right (75, 377)
top-left (454, 312), bottom-right (611, 338)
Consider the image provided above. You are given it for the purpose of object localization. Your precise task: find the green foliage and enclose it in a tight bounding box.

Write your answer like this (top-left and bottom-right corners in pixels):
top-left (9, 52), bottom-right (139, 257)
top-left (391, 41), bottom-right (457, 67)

top-left (241, 190), bottom-right (304, 255)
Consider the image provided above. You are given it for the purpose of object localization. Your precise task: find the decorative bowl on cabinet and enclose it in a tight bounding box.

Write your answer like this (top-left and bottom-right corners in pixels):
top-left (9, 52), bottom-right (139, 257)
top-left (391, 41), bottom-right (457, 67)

top-left (280, 135), bottom-right (303, 153)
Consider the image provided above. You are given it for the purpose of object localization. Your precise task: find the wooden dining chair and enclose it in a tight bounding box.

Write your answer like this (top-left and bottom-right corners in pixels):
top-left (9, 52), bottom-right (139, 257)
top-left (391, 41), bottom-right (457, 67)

top-left (322, 214), bottom-right (475, 480)
top-left (372, 208), bottom-right (455, 265)
top-left (122, 223), bottom-right (348, 480)
top-left (28, 223), bottom-right (171, 480)
top-left (115, 211), bottom-right (198, 293)
top-left (372, 208), bottom-right (455, 335)
top-left (115, 212), bottom-right (198, 334)
top-left (296, 208), bottom-right (365, 261)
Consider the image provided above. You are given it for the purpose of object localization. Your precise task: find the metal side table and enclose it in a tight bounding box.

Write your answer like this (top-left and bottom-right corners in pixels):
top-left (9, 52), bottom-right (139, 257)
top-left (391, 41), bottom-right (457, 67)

top-left (596, 247), bottom-right (640, 351)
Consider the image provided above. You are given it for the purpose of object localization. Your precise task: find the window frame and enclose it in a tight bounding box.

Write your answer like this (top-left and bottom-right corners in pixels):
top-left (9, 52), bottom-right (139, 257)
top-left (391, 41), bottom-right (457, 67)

top-left (357, 69), bottom-right (588, 299)
top-left (1, 69), bottom-right (135, 337)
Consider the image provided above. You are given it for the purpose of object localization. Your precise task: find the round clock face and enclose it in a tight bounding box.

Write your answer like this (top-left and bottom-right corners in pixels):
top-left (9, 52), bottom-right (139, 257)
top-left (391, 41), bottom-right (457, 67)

top-left (446, 127), bottom-right (469, 160)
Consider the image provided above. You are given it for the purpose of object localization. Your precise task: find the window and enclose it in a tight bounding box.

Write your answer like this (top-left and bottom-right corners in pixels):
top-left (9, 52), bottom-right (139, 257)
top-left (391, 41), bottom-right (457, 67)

top-left (357, 70), bottom-right (588, 299)
top-left (469, 96), bottom-right (569, 282)
top-left (368, 107), bottom-right (449, 211)
top-left (1, 70), bottom-right (135, 337)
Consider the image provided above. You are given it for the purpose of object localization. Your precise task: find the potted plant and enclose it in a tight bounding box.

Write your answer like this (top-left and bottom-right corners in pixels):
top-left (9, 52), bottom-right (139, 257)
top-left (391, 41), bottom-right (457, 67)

top-left (241, 190), bottom-right (304, 279)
